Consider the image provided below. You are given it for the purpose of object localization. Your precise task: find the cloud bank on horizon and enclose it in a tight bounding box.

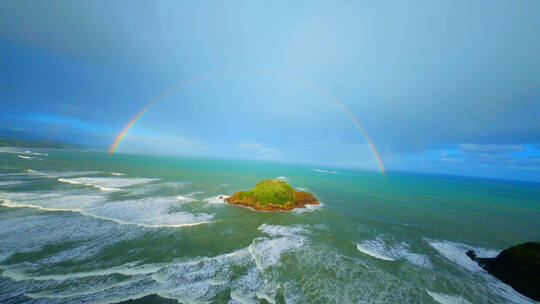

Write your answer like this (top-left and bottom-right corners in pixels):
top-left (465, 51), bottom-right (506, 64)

top-left (1, 0), bottom-right (539, 181)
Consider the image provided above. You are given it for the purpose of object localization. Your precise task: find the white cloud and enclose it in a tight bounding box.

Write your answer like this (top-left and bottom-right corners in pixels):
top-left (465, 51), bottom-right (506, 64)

top-left (440, 157), bottom-right (462, 163)
top-left (458, 143), bottom-right (524, 153)
top-left (236, 143), bottom-right (280, 156)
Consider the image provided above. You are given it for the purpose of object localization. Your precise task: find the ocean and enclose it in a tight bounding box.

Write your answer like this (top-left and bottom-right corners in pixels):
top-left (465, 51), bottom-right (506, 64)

top-left (0, 148), bottom-right (538, 303)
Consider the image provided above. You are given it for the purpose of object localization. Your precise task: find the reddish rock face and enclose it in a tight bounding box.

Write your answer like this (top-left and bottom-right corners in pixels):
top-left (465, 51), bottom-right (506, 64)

top-left (225, 189), bottom-right (319, 211)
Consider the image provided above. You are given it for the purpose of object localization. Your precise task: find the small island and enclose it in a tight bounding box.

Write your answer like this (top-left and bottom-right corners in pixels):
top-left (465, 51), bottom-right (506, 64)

top-left (466, 242), bottom-right (540, 301)
top-left (225, 179), bottom-right (319, 211)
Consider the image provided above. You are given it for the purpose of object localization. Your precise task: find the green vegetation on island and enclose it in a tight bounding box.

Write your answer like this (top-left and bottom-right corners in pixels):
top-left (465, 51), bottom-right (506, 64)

top-left (225, 179), bottom-right (319, 211)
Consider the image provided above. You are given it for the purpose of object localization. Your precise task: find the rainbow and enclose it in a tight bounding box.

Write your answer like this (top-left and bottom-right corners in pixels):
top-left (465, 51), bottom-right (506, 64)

top-left (108, 100), bottom-right (155, 154)
top-left (109, 70), bottom-right (385, 174)
top-left (109, 71), bottom-right (222, 154)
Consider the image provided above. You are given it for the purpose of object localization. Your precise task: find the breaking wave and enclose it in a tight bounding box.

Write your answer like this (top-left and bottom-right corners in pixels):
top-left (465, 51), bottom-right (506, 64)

top-left (311, 168), bottom-right (338, 174)
top-left (0, 181), bottom-right (24, 187)
top-left (58, 177), bottom-right (159, 191)
top-left (0, 223), bottom-right (311, 303)
top-left (428, 240), bottom-right (536, 303)
top-left (426, 290), bottom-right (472, 304)
top-left (0, 191), bottom-right (214, 228)
top-left (17, 155), bottom-right (40, 160)
top-left (27, 170), bottom-right (102, 178)
top-left (428, 240), bottom-right (499, 272)
top-left (203, 195), bottom-right (230, 204)
top-left (356, 237), bottom-right (432, 267)
top-left (0, 148), bottom-right (47, 156)
top-left (258, 223), bottom-right (308, 237)
top-left (356, 240), bottom-right (394, 261)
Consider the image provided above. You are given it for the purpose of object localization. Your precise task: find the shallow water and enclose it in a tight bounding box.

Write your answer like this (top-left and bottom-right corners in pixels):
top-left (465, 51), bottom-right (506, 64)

top-left (0, 148), bottom-right (538, 303)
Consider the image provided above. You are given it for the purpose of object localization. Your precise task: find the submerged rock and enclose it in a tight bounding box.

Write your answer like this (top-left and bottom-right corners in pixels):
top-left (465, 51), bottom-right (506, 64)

top-left (225, 179), bottom-right (319, 211)
top-left (114, 294), bottom-right (179, 304)
top-left (466, 242), bottom-right (540, 301)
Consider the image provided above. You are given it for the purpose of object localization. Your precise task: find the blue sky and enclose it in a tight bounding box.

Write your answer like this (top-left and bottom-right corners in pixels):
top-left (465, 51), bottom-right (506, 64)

top-left (1, 0), bottom-right (539, 181)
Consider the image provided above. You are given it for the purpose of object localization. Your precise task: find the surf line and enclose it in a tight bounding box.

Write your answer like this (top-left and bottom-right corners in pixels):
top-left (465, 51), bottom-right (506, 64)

top-left (108, 69), bottom-right (385, 175)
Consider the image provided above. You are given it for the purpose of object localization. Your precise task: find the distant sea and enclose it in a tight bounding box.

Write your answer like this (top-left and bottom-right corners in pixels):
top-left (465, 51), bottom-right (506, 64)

top-left (0, 147), bottom-right (538, 303)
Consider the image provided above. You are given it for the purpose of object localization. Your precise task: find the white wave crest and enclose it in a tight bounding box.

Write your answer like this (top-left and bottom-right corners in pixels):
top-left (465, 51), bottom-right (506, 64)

top-left (27, 170), bottom-right (101, 178)
top-left (357, 237), bottom-right (431, 267)
top-left (249, 236), bottom-right (306, 271)
top-left (428, 240), bottom-right (499, 272)
top-left (292, 201), bottom-right (323, 213)
top-left (58, 177), bottom-right (159, 191)
top-left (258, 224), bottom-right (307, 237)
top-left (249, 225), bottom-right (307, 271)
top-left (31, 152), bottom-right (48, 156)
top-left (17, 155), bottom-right (40, 160)
top-left (311, 168), bottom-right (338, 174)
top-left (0, 192), bottom-right (103, 213)
top-left (3, 262), bottom-right (162, 282)
top-left (426, 291), bottom-right (472, 304)
top-left (85, 197), bottom-right (215, 228)
top-left (58, 178), bottom-right (118, 191)
top-left (176, 195), bottom-right (196, 202)
top-left (356, 239), bottom-right (395, 261)
top-left (0, 148), bottom-right (47, 156)
top-left (1, 199), bottom-right (82, 213)
top-left (0, 191), bottom-right (214, 228)
top-left (0, 181), bottom-right (24, 186)
top-left (203, 195), bottom-right (230, 204)
top-left (427, 240), bottom-right (537, 303)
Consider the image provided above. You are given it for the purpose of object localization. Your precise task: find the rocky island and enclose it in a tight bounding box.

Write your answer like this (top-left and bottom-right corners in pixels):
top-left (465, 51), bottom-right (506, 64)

top-left (466, 242), bottom-right (540, 301)
top-left (225, 179), bottom-right (319, 211)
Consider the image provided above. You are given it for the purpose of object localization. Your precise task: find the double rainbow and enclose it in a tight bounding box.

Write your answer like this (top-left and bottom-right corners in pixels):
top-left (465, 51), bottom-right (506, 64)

top-left (109, 70), bottom-right (385, 174)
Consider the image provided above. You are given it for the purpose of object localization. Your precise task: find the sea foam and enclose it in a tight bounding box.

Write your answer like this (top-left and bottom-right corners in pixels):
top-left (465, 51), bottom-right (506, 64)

top-left (0, 191), bottom-right (214, 228)
top-left (258, 223), bottom-right (307, 237)
top-left (0, 181), bottom-right (24, 187)
top-left (0, 148), bottom-right (47, 156)
top-left (17, 155), bottom-right (40, 160)
top-left (428, 240), bottom-right (499, 272)
top-left (356, 237), bottom-right (432, 267)
top-left (87, 197), bottom-right (214, 228)
top-left (292, 201), bottom-right (323, 213)
top-left (0, 192), bottom-right (103, 213)
top-left (249, 224), bottom-right (308, 271)
top-left (27, 170), bottom-right (102, 178)
top-left (426, 291), bottom-right (472, 304)
top-left (356, 238), bottom-right (394, 261)
top-left (311, 168), bottom-right (338, 174)
top-left (203, 195), bottom-right (230, 204)
top-left (428, 240), bottom-right (537, 303)
top-left (58, 177), bottom-right (159, 191)
top-left (176, 195), bottom-right (196, 202)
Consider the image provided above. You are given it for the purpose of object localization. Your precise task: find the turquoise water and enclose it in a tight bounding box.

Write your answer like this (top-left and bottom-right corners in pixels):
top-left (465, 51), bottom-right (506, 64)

top-left (0, 148), bottom-right (538, 303)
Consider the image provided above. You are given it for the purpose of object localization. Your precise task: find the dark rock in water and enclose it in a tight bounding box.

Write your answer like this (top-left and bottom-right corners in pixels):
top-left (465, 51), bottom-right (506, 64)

top-left (466, 242), bottom-right (540, 301)
top-left (114, 294), bottom-right (179, 304)
top-left (465, 250), bottom-right (477, 261)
